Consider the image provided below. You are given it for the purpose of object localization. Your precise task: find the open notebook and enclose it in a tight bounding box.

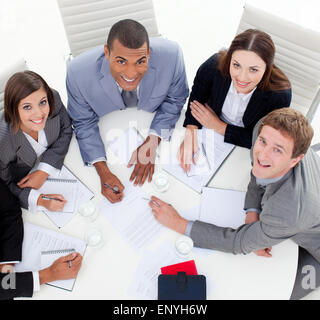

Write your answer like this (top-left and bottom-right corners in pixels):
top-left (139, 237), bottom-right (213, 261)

top-left (15, 222), bottom-right (86, 291)
top-left (39, 166), bottom-right (94, 228)
top-left (163, 128), bottom-right (235, 193)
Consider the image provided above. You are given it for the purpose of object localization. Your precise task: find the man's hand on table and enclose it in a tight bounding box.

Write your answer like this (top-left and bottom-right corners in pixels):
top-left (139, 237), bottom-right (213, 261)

top-left (148, 196), bottom-right (189, 234)
top-left (128, 134), bottom-right (160, 186)
top-left (94, 161), bottom-right (124, 203)
top-left (245, 211), bottom-right (272, 258)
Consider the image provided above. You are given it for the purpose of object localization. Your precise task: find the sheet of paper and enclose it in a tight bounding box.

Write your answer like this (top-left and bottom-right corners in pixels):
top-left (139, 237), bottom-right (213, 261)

top-left (200, 187), bottom-right (246, 229)
top-left (180, 205), bottom-right (201, 221)
top-left (108, 127), bottom-right (145, 165)
top-left (163, 128), bottom-right (235, 193)
top-left (41, 166), bottom-right (94, 228)
top-left (15, 222), bottom-right (86, 292)
top-left (98, 183), bottom-right (164, 252)
top-left (127, 241), bottom-right (186, 300)
top-left (186, 138), bottom-right (211, 177)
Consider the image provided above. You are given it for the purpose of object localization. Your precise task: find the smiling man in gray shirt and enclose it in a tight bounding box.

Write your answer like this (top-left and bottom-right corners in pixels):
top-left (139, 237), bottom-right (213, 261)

top-left (149, 108), bottom-right (320, 300)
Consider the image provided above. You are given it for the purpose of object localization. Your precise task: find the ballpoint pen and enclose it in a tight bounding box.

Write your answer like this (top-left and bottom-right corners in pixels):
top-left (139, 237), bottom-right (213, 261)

top-left (103, 182), bottom-right (120, 194)
top-left (41, 195), bottom-right (64, 202)
top-left (142, 197), bottom-right (160, 207)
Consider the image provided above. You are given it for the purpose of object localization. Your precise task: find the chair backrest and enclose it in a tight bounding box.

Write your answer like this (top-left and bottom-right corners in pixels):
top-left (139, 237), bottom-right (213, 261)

top-left (0, 59), bottom-right (28, 112)
top-left (56, 0), bottom-right (160, 58)
top-left (237, 4), bottom-right (320, 121)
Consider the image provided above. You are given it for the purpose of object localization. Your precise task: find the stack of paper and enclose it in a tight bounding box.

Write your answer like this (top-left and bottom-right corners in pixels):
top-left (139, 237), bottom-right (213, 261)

top-left (163, 128), bottom-right (235, 193)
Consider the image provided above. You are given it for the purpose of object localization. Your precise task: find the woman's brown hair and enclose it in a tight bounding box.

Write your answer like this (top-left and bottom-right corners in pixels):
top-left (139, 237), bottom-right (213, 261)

top-left (4, 71), bottom-right (55, 133)
top-left (218, 29), bottom-right (291, 92)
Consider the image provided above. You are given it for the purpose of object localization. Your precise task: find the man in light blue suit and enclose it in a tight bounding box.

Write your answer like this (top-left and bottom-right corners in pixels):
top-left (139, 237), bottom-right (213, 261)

top-left (66, 19), bottom-right (189, 203)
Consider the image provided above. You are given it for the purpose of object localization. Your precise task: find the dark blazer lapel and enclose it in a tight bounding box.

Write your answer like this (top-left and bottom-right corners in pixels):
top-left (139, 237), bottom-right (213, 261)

top-left (44, 115), bottom-right (60, 146)
top-left (12, 130), bottom-right (37, 168)
top-left (138, 66), bottom-right (156, 109)
top-left (242, 89), bottom-right (265, 126)
top-left (99, 58), bottom-right (125, 109)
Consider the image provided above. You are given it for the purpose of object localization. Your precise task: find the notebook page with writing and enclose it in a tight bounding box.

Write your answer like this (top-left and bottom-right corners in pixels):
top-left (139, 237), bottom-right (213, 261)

top-left (163, 128), bottom-right (235, 193)
top-left (41, 248), bottom-right (76, 291)
top-left (38, 179), bottom-right (78, 213)
top-left (108, 127), bottom-right (145, 164)
top-left (41, 166), bottom-right (94, 228)
top-left (15, 222), bottom-right (86, 291)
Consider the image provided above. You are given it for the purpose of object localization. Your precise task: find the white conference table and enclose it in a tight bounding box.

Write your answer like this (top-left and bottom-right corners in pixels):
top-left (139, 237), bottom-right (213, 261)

top-left (22, 108), bottom-right (298, 300)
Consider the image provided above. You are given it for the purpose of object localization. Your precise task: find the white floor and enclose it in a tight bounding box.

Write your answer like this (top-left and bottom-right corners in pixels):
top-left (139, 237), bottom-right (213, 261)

top-left (0, 0), bottom-right (320, 299)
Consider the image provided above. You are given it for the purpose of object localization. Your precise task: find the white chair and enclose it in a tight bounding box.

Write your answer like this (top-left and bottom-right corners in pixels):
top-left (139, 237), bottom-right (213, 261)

top-left (237, 4), bottom-right (320, 121)
top-left (56, 0), bottom-right (160, 58)
top-left (312, 143), bottom-right (320, 153)
top-left (0, 59), bottom-right (28, 112)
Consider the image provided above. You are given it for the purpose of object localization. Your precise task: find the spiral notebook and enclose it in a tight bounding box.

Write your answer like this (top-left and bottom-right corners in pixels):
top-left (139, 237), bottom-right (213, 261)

top-left (38, 178), bottom-right (78, 213)
top-left (41, 248), bottom-right (77, 291)
top-left (39, 166), bottom-right (94, 228)
top-left (15, 223), bottom-right (86, 292)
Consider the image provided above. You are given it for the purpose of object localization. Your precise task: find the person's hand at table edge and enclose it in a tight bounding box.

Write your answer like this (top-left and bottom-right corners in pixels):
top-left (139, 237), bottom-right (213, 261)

top-left (128, 134), bottom-right (161, 186)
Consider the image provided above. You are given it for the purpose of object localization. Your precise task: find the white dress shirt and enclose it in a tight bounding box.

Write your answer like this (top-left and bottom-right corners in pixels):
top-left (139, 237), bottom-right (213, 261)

top-left (220, 82), bottom-right (256, 127)
top-left (23, 130), bottom-right (60, 212)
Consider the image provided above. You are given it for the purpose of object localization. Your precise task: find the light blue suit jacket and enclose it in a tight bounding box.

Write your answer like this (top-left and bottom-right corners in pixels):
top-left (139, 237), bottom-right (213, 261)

top-left (66, 37), bottom-right (189, 164)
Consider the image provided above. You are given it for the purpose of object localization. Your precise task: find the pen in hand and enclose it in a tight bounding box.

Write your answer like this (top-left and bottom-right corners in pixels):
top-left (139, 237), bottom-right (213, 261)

top-left (41, 195), bottom-right (64, 202)
top-left (103, 182), bottom-right (120, 194)
top-left (142, 197), bottom-right (160, 207)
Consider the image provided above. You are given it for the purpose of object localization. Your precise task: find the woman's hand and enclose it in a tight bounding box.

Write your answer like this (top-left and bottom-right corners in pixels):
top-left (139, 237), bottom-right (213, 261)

top-left (17, 170), bottom-right (49, 189)
top-left (37, 194), bottom-right (67, 212)
top-left (190, 101), bottom-right (227, 135)
top-left (177, 125), bottom-right (199, 173)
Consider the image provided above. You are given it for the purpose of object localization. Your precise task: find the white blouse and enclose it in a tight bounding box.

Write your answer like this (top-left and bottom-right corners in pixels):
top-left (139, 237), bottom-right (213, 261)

top-left (23, 129), bottom-right (60, 212)
top-left (220, 82), bottom-right (256, 128)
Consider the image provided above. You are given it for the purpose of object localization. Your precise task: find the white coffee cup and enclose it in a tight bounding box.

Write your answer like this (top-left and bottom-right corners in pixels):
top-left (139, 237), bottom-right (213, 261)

top-left (85, 228), bottom-right (104, 248)
top-left (152, 172), bottom-right (170, 192)
top-left (78, 201), bottom-right (99, 222)
top-left (175, 235), bottom-right (194, 257)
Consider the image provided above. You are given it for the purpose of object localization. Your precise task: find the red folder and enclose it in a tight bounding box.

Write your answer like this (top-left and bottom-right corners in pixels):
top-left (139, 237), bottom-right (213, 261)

top-left (161, 260), bottom-right (198, 275)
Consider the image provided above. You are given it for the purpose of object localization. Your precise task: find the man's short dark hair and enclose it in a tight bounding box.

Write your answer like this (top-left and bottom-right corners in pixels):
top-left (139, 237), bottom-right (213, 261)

top-left (106, 19), bottom-right (149, 51)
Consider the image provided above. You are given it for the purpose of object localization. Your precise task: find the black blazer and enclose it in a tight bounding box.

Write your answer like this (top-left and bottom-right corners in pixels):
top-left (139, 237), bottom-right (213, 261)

top-left (0, 272), bottom-right (33, 300)
top-left (183, 54), bottom-right (292, 148)
top-left (0, 179), bottom-right (33, 300)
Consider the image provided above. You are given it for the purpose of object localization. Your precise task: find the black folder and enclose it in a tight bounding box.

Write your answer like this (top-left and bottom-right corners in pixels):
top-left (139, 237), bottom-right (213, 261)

top-left (158, 272), bottom-right (206, 300)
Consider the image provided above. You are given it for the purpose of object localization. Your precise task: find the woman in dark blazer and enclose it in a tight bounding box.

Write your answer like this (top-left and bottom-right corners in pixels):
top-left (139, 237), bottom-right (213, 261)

top-left (179, 29), bottom-right (291, 172)
top-left (0, 71), bottom-right (72, 212)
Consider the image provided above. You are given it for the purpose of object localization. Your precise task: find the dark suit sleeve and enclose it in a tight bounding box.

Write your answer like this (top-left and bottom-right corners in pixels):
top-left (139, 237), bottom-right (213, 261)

top-left (224, 88), bottom-right (292, 148)
top-left (183, 55), bottom-right (218, 128)
top-left (40, 90), bottom-right (73, 169)
top-left (0, 272), bottom-right (33, 300)
top-left (0, 179), bottom-right (23, 263)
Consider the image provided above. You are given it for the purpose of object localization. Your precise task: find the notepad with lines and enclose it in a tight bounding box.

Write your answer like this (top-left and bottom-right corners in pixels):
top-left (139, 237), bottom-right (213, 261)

top-left (15, 223), bottom-right (86, 291)
top-left (41, 248), bottom-right (76, 291)
top-left (39, 166), bottom-right (94, 228)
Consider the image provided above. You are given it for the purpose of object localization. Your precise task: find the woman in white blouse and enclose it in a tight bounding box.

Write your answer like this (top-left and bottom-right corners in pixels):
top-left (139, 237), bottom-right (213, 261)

top-left (179, 29), bottom-right (292, 172)
top-left (0, 71), bottom-right (72, 212)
